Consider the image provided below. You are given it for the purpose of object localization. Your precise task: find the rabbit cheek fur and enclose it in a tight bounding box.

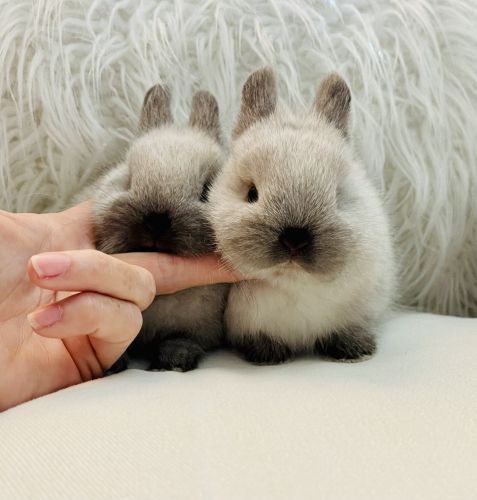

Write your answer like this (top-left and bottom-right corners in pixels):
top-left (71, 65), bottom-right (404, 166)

top-left (209, 69), bottom-right (395, 365)
top-left (90, 86), bottom-right (229, 372)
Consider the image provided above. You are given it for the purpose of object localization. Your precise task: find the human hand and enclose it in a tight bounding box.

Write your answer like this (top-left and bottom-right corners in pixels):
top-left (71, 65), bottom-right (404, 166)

top-left (0, 202), bottom-right (240, 411)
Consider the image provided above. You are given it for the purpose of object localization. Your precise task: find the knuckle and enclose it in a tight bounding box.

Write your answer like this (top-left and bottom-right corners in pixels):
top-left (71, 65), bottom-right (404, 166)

top-left (121, 264), bottom-right (136, 293)
top-left (80, 292), bottom-right (103, 330)
top-left (85, 248), bottom-right (105, 262)
top-left (87, 249), bottom-right (109, 277)
top-left (152, 253), bottom-right (181, 294)
top-left (140, 269), bottom-right (156, 309)
top-left (123, 303), bottom-right (143, 335)
top-left (79, 293), bottom-right (143, 338)
top-left (122, 265), bottom-right (155, 309)
top-left (153, 253), bottom-right (174, 279)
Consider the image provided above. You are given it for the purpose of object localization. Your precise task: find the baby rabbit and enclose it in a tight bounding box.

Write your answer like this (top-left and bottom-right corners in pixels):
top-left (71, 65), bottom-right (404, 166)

top-left (209, 68), bottom-right (395, 365)
top-left (88, 84), bottom-right (229, 372)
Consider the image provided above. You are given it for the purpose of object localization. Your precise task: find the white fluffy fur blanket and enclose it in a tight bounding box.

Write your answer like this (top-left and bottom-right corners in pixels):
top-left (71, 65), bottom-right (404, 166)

top-left (0, 0), bottom-right (476, 316)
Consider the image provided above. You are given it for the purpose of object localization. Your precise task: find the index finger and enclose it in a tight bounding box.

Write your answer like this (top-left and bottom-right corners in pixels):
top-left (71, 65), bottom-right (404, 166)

top-left (114, 253), bottom-right (243, 295)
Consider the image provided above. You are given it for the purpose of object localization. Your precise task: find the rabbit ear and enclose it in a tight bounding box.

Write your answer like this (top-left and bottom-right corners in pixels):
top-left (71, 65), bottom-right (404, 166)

top-left (313, 73), bottom-right (351, 136)
top-left (189, 91), bottom-right (221, 142)
top-left (233, 67), bottom-right (277, 138)
top-left (138, 84), bottom-right (173, 133)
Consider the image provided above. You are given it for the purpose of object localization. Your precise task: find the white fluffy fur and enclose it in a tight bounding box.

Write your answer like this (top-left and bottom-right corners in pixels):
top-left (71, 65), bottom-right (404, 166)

top-left (211, 92), bottom-right (395, 350)
top-left (224, 168), bottom-right (393, 347)
top-left (0, 0), bottom-right (476, 316)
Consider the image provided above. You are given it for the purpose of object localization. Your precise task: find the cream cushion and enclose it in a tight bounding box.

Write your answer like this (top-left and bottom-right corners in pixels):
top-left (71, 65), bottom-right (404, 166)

top-left (1, 312), bottom-right (476, 499)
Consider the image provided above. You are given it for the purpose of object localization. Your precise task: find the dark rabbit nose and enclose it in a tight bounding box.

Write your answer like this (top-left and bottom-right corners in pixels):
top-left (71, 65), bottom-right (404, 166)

top-left (279, 227), bottom-right (312, 253)
top-left (143, 211), bottom-right (171, 234)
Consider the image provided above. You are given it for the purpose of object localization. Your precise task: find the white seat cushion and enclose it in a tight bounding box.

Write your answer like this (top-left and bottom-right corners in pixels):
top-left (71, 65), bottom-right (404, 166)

top-left (1, 312), bottom-right (476, 499)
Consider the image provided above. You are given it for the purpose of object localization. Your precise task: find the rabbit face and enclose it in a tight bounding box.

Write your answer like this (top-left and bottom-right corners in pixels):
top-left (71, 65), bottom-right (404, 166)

top-left (210, 69), bottom-right (359, 277)
top-left (93, 87), bottom-right (223, 256)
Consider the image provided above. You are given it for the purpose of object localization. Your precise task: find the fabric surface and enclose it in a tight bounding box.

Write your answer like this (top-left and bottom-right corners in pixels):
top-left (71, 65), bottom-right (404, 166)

top-left (1, 312), bottom-right (476, 500)
top-left (0, 1), bottom-right (476, 316)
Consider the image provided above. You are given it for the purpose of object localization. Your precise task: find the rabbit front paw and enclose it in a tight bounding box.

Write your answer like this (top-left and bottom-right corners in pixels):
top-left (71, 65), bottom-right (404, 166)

top-left (315, 326), bottom-right (376, 362)
top-left (234, 333), bottom-right (292, 365)
top-left (149, 337), bottom-right (205, 372)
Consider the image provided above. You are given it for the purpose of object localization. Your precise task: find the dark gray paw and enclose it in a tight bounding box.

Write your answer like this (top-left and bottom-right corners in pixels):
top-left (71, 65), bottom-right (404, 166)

top-left (149, 338), bottom-right (205, 372)
top-left (315, 326), bottom-right (376, 361)
top-left (234, 333), bottom-right (292, 365)
top-left (105, 353), bottom-right (130, 375)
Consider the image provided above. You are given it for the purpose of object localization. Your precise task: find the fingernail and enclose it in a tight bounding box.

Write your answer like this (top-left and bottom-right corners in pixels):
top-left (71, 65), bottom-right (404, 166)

top-left (28, 305), bottom-right (63, 329)
top-left (31, 253), bottom-right (71, 279)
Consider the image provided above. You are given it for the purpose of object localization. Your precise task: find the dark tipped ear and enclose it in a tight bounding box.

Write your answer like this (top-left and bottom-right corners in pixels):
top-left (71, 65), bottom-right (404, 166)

top-left (189, 91), bottom-right (221, 142)
top-left (138, 84), bottom-right (172, 133)
top-left (313, 73), bottom-right (351, 135)
top-left (233, 67), bottom-right (277, 138)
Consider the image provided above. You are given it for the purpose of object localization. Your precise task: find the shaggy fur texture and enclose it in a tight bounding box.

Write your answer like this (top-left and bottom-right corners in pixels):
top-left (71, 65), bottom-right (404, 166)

top-left (0, 0), bottom-right (476, 316)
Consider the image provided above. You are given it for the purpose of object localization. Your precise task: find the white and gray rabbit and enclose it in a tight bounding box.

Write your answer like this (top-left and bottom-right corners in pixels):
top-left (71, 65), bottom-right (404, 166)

top-left (209, 68), bottom-right (396, 364)
top-left (85, 84), bottom-right (229, 372)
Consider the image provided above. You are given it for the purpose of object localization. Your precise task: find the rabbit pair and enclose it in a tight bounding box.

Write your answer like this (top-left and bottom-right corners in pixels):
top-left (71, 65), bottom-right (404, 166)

top-left (89, 68), bottom-right (395, 372)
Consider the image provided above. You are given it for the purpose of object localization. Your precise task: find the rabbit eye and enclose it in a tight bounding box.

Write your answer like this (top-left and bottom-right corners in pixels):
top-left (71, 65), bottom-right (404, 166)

top-left (247, 184), bottom-right (258, 203)
top-left (200, 181), bottom-right (211, 202)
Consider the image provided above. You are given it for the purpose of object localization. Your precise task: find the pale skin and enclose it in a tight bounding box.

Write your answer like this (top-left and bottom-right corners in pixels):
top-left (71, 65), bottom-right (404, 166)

top-left (0, 201), bottom-right (241, 411)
